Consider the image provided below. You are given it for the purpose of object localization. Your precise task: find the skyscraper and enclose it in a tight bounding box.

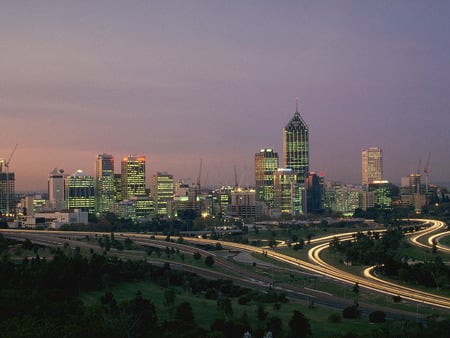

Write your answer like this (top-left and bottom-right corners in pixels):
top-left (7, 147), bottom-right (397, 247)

top-left (273, 168), bottom-right (299, 215)
top-left (65, 170), bottom-right (95, 213)
top-left (255, 148), bottom-right (279, 207)
top-left (0, 171), bottom-right (15, 215)
top-left (283, 104), bottom-right (309, 183)
top-left (95, 154), bottom-right (115, 213)
top-left (151, 172), bottom-right (174, 218)
top-left (48, 168), bottom-right (66, 210)
top-left (362, 147), bottom-right (383, 186)
top-left (121, 155), bottom-right (146, 200)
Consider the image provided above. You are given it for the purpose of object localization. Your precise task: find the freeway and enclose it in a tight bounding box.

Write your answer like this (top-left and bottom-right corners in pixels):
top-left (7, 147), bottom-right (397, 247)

top-left (1, 219), bottom-right (450, 312)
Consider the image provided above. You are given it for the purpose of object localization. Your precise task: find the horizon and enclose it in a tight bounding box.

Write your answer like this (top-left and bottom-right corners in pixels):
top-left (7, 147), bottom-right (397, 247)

top-left (1, 1), bottom-right (449, 191)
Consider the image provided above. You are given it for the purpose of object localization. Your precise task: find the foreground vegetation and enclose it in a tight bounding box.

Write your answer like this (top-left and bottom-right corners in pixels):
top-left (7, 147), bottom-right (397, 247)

top-left (1, 233), bottom-right (450, 337)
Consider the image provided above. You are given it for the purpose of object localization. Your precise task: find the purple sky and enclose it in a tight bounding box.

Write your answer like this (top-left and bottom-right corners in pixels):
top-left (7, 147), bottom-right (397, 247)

top-left (1, 1), bottom-right (449, 191)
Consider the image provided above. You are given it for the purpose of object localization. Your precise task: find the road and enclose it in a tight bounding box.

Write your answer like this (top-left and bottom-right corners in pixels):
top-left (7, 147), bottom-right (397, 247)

top-left (1, 219), bottom-right (449, 315)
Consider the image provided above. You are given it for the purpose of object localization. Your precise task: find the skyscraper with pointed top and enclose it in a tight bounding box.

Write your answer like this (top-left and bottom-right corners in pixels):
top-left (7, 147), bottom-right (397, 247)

top-left (283, 101), bottom-right (309, 184)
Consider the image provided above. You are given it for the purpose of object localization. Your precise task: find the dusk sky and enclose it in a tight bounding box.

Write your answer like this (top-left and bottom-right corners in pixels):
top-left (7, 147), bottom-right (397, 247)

top-left (1, 1), bottom-right (449, 191)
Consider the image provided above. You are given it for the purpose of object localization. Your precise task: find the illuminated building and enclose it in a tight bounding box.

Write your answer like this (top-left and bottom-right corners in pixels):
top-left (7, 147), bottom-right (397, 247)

top-left (368, 180), bottom-right (397, 210)
top-left (173, 182), bottom-right (200, 217)
top-left (273, 168), bottom-right (303, 215)
top-left (48, 168), bottom-right (66, 210)
top-left (230, 188), bottom-right (256, 219)
top-left (114, 174), bottom-right (122, 202)
top-left (283, 104), bottom-right (309, 184)
top-left (255, 148), bottom-right (278, 207)
top-left (151, 172), bottom-right (174, 218)
top-left (362, 147), bottom-right (383, 186)
top-left (65, 170), bottom-right (95, 213)
top-left (211, 186), bottom-right (232, 216)
top-left (95, 154), bottom-right (115, 213)
top-left (121, 155), bottom-right (146, 199)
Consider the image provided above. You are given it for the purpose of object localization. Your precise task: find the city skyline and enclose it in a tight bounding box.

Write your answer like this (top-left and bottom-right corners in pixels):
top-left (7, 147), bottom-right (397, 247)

top-left (1, 1), bottom-right (449, 191)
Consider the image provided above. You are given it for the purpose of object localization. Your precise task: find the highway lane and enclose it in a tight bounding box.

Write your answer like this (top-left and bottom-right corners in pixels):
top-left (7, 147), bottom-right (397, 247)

top-left (2, 220), bottom-right (450, 311)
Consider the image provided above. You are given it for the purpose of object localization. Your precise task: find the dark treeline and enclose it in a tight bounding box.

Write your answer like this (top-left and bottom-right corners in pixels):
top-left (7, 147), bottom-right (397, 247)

top-left (0, 234), bottom-right (306, 338)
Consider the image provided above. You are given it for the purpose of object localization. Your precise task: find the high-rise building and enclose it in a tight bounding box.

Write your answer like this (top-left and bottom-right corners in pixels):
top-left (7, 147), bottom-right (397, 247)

top-left (305, 172), bottom-right (323, 213)
top-left (95, 154), bottom-right (115, 213)
top-left (255, 148), bottom-right (279, 207)
top-left (283, 104), bottom-right (309, 184)
top-left (0, 171), bottom-right (15, 216)
top-left (48, 168), bottom-right (66, 210)
top-left (65, 170), bottom-right (95, 213)
top-left (121, 155), bottom-right (146, 200)
top-left (368, 180), bottom-right (396, 210)
top-left (151, 172), bottom-right (174, 218)
top-left (362, 147), bottom-right (383, 186)
top-left (273, 168), bottom-right (300, 215)
top-left (114, 174), bottom-right (122, 202)
top-left (230, 188), bottom-right (256, 219)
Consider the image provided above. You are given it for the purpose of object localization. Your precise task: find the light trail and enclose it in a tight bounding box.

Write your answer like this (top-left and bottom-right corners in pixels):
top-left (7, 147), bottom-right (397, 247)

top-left (1, 218), bottom-right (450, 310)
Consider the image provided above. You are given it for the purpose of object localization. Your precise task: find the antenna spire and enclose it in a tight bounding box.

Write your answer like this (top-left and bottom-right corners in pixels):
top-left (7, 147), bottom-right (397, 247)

top-left (295, 97), bottom-right (299, 113)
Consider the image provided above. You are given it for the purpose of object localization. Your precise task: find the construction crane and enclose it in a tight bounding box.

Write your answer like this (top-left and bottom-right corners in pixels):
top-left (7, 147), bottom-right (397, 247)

top-left (197, 158), bottom-right (202, 193)
top-left (423, 152), bottom-right (431, 194)
top-left (4, 144), bottom-right (18, 216)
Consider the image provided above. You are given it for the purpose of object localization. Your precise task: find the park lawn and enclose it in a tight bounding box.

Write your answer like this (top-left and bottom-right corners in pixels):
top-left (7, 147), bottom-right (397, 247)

top-left (440, 235), bottom-right (450, 247)
top-left (79, 279), bottom-right (380, 337)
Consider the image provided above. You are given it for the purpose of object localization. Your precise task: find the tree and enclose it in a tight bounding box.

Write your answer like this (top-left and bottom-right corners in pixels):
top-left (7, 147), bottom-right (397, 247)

top-left (288, 310), bottom-right (311, 337)
top-left (217, 297), bottom-right (233, 320)
top-left (193, 252), bottom-right (201, 260)
top-left (369, 310), bottom-right (386, 323)
top-left (266, 316), bottom-right (282, 337)
top-left (205, 255), bottom-right (215, 267)
top-left (342, 304), bottom-right (359, 319)
top-left (175, 301), bottom-right (196, 327)
top-left (257, 304), bottom-right (267, 321)
top-left (164, 288), bottom-right (176, 317)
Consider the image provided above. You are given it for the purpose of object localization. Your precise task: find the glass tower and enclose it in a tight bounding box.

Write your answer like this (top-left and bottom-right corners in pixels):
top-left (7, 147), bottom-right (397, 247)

top-left (121, 155), bottom-right (146, 199)
top-left (255, 148), bottom-right (278, 207)
top-left (95, 154), bottom-right (115, 213)
top-left (362, 147), bottom-right (383, 186)
top-left (65, 170), bottom-right (95, 213)
top-left (151, 172), bottom-right (174, 218)
top-left (283, 105), bottom-right (309, 184)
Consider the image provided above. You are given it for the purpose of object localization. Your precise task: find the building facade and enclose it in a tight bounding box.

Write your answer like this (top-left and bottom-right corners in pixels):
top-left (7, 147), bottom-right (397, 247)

top-left (362, 147), bottom-right (383, 186)
top-left (273, 168), bottom-right (301, 215)
top-left (95, 154), bottom-right (115, 214)
top-left (151, 172), bottom-right (174, 218)
top-left (283, 106), bottom-right (309, 184)
top-left (65, 170), bottom-right (95, 213)
top-left (121, 155), bottom-right (146, 200)
top-left (0, 172), bottom-right (15, 215)
top-left (48, 168), bottom-right (66, 210)
top-left (255, 148), bottom-right (279, 207)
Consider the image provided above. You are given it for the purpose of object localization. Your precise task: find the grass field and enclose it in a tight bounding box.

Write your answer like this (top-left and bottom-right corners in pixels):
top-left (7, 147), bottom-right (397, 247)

top-left (79, 279), bottom-right (385, 337)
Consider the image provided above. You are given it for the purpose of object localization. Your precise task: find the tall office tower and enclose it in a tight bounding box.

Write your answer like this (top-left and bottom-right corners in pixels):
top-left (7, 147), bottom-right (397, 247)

top-left (273, 168), bottom-right (300, 215)
top-left (368, 180), bottom-right (395, 210)
top-left (283, 104), bottom-right (309, 184)
top-left (151, 172), bottom-right (174, 218)
top-left (255, 148), bottom-right (279, 207)
top-left (114, 174), bottom-right (122, 202)
top-left (48, 168), bottom-right (66, 210)
top-left (0, 170), bottom-right (15, 215)
top-left (95, 154), bottom-right (115, 213)
top-left (121, 155), bottom-right (146, 200)
top-left (65, 170), bottom-right (95, 213)
top-left (408, 173), bottom-right (423, 194)
top-left (305, 172), bottom-right (323, 213)
top-left (361, 147), bottom-right (383, 186)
